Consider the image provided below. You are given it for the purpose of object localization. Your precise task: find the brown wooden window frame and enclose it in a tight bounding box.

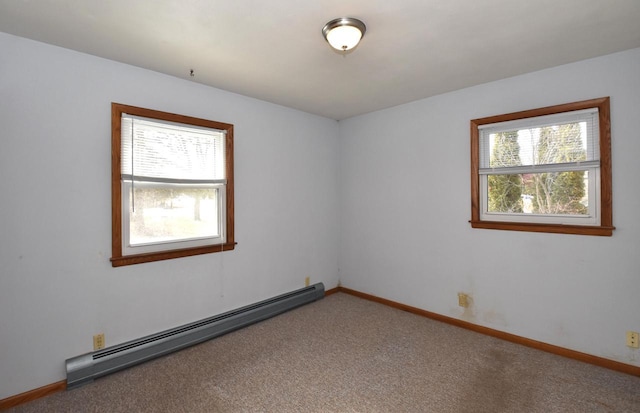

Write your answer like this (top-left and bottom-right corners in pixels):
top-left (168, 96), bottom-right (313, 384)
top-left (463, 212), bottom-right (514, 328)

top-left (110, 103), bottom-right (235, 267)
top-left (470, 97), bottom-right (614, 236)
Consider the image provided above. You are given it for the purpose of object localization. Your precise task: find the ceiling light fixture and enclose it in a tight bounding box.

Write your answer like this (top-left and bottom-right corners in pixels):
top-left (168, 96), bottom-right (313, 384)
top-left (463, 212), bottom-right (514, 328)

top-left (322, 17), bottom-right (366, 52)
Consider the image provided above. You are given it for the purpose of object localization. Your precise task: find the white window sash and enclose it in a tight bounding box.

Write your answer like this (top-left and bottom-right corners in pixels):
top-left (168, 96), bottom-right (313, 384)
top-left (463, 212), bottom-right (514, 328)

top-left (121, 181), bottom-right (227, 255)
top-left (479, 168), bottom-right (600, 226)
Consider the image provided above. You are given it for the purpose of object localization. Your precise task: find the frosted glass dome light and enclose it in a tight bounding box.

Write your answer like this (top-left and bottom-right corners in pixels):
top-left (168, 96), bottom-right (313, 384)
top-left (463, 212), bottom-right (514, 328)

top-left (322, 17), bottom-right (366, 52)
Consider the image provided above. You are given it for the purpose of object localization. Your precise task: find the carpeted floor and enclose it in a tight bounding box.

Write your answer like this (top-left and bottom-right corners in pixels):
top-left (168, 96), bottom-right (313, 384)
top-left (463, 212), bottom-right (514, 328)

top-left (8, 293), bottom-right (640, 412)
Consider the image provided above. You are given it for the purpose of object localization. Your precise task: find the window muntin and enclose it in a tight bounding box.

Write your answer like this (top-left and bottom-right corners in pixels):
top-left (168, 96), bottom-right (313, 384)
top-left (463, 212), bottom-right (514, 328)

top-left (111, 103), bottom-right (235, 266)
top-left (470, 97), bottom-right (613, 236)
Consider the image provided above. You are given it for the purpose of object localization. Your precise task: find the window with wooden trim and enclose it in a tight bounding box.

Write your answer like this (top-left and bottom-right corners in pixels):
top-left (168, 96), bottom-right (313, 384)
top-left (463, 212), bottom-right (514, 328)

top-left (470, 97), bottom-right (613, 236)
top-left (111, 103), bottom-right (235, 267)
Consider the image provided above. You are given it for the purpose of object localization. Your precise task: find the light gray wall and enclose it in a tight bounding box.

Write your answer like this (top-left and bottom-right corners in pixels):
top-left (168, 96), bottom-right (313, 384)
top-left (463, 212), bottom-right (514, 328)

top-left (0, 33), bottom-right (340, 398)
top-left (339, 48), bottom-right (640, 367)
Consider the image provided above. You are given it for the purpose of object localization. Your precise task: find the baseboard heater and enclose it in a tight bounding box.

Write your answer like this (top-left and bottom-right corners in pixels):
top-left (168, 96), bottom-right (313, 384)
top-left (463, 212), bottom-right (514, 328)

top-left (66, 282), bottom-right (325, 389)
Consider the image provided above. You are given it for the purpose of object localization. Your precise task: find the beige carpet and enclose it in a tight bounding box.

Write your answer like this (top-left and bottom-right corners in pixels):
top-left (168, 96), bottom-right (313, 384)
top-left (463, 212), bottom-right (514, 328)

top-left (8, 293), bottom-right (640, 412)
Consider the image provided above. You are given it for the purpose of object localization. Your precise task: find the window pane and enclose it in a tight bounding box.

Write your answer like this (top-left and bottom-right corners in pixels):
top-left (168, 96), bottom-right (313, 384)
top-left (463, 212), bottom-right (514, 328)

top-left (129, 183), bottom-right (220, 246)
top-left (488, 171), bottom-right (588, 215)
top-left (482, 120), bottom-right (593, 169)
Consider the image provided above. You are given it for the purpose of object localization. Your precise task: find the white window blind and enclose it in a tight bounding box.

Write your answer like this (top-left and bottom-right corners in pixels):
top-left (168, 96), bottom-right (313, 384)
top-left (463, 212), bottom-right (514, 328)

top-left (121, 114), bottom-right (226, 183)
top-left (478, 108), bottom-right (599, 175)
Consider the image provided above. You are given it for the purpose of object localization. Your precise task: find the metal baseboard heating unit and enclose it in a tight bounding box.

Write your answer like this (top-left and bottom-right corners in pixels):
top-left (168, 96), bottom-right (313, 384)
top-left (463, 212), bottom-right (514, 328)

top-left (66, 282), bottom-right (324, 389)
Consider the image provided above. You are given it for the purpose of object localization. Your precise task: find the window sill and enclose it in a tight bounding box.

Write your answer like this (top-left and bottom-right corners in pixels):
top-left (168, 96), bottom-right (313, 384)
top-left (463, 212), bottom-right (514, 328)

top-left (470, 220), bottom-right (614, 236)
top-left (111, 242), bottom-right (237, 267)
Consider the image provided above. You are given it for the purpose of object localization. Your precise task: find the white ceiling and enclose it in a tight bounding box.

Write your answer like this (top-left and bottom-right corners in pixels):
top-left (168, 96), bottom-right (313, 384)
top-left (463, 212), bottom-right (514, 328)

top-left (2, 0), bottom-right (640, 120)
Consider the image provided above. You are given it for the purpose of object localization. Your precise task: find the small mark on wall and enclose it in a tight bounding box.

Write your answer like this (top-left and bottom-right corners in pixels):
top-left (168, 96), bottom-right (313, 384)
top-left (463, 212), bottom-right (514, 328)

top-left (482, 309), bottom-right (508, 327)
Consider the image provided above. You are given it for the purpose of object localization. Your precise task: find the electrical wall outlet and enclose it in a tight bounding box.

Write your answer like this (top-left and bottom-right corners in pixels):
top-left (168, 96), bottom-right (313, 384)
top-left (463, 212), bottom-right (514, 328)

top-left (458, 292), bottom-right (469, 308)
top-left (93, 333), bottom-right (105, 350)
top-left (305, 276), bottom-right (310, 287)
top-left (627, 331), bottom-right (639, 348)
